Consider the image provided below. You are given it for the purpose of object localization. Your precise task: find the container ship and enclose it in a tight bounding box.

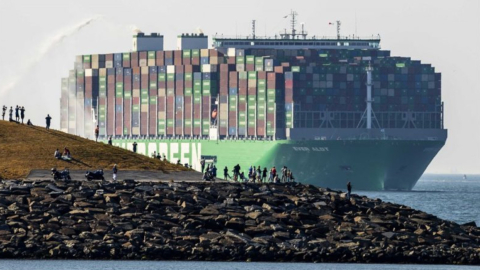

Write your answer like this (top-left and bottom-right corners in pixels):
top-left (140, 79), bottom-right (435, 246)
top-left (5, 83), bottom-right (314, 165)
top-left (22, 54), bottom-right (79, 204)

top-left (60, 12), bottom-right (447, 190)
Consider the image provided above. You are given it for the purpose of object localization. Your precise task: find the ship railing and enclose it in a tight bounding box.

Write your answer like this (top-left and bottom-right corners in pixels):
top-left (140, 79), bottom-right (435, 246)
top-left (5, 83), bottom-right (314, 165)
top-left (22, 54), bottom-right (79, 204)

top-left (213, 34), bottom-right (381, 41)
top-left (293, 110), bottom-right (444, 130)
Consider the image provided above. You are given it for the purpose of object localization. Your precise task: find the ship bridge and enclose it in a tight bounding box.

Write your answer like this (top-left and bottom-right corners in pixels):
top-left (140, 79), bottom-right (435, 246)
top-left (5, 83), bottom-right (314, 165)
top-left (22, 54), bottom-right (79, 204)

top-left (213, 36), bottom-right (381, 51)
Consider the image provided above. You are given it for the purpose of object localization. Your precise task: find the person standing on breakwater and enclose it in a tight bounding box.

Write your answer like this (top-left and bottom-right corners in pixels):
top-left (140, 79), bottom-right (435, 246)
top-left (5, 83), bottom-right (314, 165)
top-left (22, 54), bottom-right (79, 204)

top-left (108, 136), bottom-right (112, 145)
top-left (15, 105), bottom-right (19, 122)
top-left (2, 105), bottom-right (6, 120)
top-left (45, 114), bottom-right (52, 130)
top-left (223, 166), bottom-right (231, 181)
top-left (112, 164), bottom-right (118, 182)
top-left (256, 166), bottom-right (262, 183)
top-left (132, 142), bottom-right (137, 153)
top-left (212, 165), bottom-right (217, 179)
top-left (20, 106), bottom-right (25, 124)
top-left (281, 166), bottom-right (288, 182)
top-left (347, 181), bottom-right (352, 199)
top-left (94, 125), bottom-right (99, 142)
top-left (200, 158), bottom-right (206, 173)
top-left (262, 167), bottom-right (267, 183)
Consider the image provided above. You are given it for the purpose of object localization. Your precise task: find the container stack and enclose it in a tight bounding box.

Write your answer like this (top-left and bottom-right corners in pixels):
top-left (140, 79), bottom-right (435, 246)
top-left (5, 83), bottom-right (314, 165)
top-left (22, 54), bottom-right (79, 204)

top-left (123, 68), bottom-right (132, 135)
top-left (115, 68), bottom-right (123, 135)
top-left (132, 67), bottom-right (141, 135)
top-left (98, 69), bottom-right (107, 136)
top-left (175, 65), bottom-right (184, 136)
top-left (76, 69), bottom-right (85, 137)
top-left (62, 46), bottom-right (442, 139)
top-left (149, 66), bottom-right (158, 136)
top-left (184, 66), bottom-right (193, 136)
top-left (60, 78), bottom-right (68, 133)
top-left (166, 65), bottom-right (175, 135)
top-left (84, 69), bottom-right (93, 138)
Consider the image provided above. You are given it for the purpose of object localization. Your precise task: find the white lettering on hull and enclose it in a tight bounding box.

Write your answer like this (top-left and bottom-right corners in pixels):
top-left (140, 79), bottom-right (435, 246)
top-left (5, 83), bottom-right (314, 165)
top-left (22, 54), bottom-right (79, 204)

top-left (116, 142), bottom-right (203, 171)
top-left (292, 147), bottom-right (329, 152)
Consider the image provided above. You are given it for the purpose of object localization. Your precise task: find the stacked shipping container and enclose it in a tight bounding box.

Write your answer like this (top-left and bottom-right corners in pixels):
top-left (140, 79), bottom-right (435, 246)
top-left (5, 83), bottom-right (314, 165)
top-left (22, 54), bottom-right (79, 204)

top-left (62, 48), bottom-right (441, 138)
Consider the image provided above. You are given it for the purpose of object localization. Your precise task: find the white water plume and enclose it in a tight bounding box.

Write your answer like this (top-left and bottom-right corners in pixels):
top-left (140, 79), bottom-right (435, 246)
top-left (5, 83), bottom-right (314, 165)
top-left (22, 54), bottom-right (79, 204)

top-left (0, 15), bottom-right (103, 96)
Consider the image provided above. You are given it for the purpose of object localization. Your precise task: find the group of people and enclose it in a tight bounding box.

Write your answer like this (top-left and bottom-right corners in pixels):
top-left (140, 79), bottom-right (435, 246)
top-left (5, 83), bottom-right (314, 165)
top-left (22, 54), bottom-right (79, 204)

top-left (1, 105), bottom-right (52, 129)
top-left (2, 105), bottom-right (33, 125)
top-left (199, 159), bottom-right (296, 183)
top-left (54, 147), bottom-right (72, 160)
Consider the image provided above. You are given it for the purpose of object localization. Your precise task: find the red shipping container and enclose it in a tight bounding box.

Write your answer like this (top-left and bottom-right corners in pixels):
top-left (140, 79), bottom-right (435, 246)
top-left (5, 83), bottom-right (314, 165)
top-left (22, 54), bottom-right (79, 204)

top-left (258, 71), bottom-right (267, 80)
top-left (247, 127), bottom-right (255, 137)
top-left (140, 113), bottom-right (148, 135)
top-left (124, 99), bottom-right (131, 135)
top-left (220, 127), bottom-right (227, 136)
top-left (229, 72), bottom-right (238, 88)
top-left (106, 54), bottom-right (113, 61)
top-left (158, 96), bottom-right (166, 112)
top-left (131, 52), bottom-right (139, 67)
top-left (167, 127), bottom-right (174, 136)
top-left (202, 96), bottom-right (210, 119)
top-left (184, 65), bottom-right (193, 73)
top-left (149, 105), bottom-right (156, 136)
top-left (193, 127), bottom-right (201, 136)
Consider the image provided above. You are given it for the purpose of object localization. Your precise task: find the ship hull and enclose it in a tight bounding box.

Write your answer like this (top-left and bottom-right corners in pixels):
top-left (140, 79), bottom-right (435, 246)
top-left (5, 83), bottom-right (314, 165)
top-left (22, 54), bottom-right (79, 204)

top-left (111, 139), bottom-right (445, 191)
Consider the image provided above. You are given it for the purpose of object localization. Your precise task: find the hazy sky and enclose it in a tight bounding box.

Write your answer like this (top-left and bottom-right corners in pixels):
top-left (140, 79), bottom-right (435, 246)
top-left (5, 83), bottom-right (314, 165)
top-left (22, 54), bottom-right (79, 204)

top-left (0, 0), bottom-right (478, 174)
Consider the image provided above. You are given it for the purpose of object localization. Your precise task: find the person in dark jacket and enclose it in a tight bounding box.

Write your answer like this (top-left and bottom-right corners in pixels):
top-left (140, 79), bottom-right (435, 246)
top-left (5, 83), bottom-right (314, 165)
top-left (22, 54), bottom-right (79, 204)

top-left (113, 164), bottom-right (118, 181)
top-left (347, 181), bottom-right (352, 199)
top-left (94, 125), bottom-right (99, 142)
top-left (223, 166), bottom-right (231, 181)
top-left (132, 141), bottom-right (137, 153)
top-left (45, 114), bottom-right (52, 130)
top-left (8, 107), bottom-right (13, 121)
top-left (15, 106), bottom-right (19, 122)
top-left (2, 105), bottom-right (6, 120)
top-left (20, 106), bottom-right (25, 124)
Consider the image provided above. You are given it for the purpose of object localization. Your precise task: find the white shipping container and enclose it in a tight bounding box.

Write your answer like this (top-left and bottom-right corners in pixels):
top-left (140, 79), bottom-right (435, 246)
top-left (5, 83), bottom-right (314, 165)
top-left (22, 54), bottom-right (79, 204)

top-left (105, 61), bottom-right (113, 68)
top-left (85, 69), bottom-right (93, 77)
top-left (202, 64), bottom-right (211, 73)
top-left (167, 65), bottom-right (175, 73)
top-left (227, 48), bottom-right (236, 57)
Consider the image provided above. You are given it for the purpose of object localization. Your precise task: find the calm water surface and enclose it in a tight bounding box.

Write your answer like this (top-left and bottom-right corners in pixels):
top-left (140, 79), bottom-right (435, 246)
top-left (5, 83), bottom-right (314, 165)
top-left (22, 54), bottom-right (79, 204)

top-left (0, 260), bottom-right (478, 270)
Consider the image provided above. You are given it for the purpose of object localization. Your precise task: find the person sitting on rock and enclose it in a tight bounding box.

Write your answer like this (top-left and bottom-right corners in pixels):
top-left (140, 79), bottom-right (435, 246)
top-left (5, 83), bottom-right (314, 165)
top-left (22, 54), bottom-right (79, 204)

top-left (54, 149), bottom-right (61, 159)
top-left (26, 119), bottom-right (33, 125)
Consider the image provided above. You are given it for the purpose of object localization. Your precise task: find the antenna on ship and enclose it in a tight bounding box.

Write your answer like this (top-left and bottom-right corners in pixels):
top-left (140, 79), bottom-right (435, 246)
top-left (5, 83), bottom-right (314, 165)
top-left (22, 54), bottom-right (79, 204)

top-left (291, 10), bottom-right (298, 39)
top-left (252, 20), bottom-right (256, 39)
top-left (336, 20), bottom-right (341, 39)
top-left (300, 22), bottom-right (308, 39)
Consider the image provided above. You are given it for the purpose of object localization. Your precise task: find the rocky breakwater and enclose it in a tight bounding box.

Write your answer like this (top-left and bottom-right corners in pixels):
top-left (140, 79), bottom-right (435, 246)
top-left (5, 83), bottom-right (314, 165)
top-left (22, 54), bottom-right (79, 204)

top-left (0, 180), bottom-right (479, 264)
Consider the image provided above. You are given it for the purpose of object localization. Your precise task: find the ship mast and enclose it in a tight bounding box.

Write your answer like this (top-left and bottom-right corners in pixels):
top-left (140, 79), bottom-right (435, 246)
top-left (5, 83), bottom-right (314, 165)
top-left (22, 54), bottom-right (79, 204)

top-left (366, 63), bottom-right (373, 129)
top-left (290, 10), bottom-right (297, 39)
top-left (252, 20), bottom-right (256, 39)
